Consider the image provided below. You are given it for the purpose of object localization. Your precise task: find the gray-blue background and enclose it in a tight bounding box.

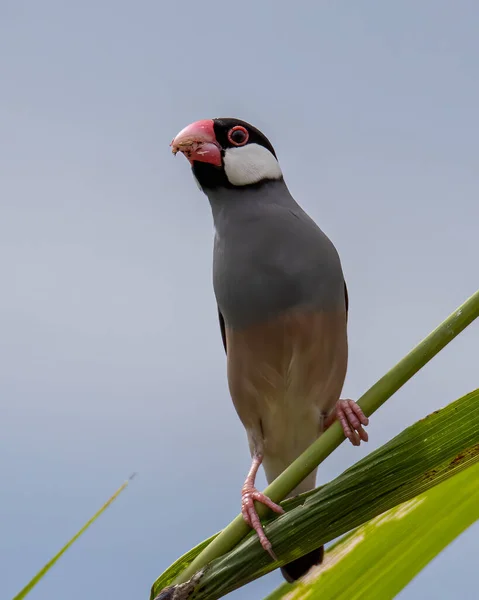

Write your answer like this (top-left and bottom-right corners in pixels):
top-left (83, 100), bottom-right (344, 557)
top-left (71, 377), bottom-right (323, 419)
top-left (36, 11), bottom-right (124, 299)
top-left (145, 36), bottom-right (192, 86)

top-left (1, 1), bottom-right (478, 599)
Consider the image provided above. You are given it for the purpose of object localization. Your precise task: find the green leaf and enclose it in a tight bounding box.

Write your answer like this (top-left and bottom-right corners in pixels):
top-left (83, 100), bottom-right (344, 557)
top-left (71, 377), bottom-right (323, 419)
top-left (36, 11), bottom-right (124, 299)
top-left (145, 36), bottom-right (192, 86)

top-left (264, 460), bottom-right (479, 600)
top-left (151, 289), bottom-right (479, 597)
top-left (150, 388), bottom-right (479, 600)
top-left (12, 475), bottom-right (135, 600)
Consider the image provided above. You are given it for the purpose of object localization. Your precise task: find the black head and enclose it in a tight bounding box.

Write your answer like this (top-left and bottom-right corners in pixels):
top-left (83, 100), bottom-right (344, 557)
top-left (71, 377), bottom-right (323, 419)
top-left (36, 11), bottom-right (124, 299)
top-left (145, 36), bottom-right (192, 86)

top-left (171, 117), bottom-right (283, 190)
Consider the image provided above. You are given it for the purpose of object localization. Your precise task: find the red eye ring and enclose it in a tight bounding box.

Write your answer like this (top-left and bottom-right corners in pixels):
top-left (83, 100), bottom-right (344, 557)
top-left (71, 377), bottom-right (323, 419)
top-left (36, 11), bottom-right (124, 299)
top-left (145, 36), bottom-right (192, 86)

top-left (227, 125), bottom-right (249, 147)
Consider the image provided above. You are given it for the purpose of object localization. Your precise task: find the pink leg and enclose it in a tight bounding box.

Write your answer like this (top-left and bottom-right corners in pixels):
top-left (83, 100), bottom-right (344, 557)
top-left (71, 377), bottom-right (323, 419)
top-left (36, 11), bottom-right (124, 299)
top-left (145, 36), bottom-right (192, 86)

top-left (324, 399), bottom-right (369, 446)
top-left (241, 453), bottom-right (285, 559)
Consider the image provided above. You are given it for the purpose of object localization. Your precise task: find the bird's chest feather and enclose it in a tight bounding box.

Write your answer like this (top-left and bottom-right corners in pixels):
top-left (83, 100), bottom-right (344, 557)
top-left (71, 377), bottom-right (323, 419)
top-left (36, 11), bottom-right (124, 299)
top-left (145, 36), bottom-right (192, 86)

top-left (213, 235), bottom-right (307, 328)
top-left (225, 311), bottom-right (348, 454)
top-left (212, 208), bottom-right (345, 329)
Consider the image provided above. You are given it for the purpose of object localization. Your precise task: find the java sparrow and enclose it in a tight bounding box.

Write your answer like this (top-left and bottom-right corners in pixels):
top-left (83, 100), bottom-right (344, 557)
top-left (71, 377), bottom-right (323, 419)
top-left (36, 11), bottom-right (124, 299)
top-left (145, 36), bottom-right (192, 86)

top-left (170, 118), bottom-right (369, 582)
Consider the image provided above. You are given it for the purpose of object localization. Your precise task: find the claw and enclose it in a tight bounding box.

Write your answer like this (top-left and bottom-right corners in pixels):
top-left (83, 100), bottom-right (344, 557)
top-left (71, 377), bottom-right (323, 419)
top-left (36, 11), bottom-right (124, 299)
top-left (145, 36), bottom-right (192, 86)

top-left (327, 399), bottom-right (369, 446)
top-left (241, 454), bottom-right (284, 559)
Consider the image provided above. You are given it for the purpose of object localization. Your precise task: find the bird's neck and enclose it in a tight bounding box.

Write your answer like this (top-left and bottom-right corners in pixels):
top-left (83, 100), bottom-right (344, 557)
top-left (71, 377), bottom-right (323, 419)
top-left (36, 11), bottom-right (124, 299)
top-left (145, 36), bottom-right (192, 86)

top-left (204, 178), bottom-right (298, 228)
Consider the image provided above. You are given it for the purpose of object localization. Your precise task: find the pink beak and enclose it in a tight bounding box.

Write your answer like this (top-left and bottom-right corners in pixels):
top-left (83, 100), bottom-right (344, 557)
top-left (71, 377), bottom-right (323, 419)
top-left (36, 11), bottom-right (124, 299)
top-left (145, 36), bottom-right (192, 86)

top-left (170, 119), bottom-right (222, 167)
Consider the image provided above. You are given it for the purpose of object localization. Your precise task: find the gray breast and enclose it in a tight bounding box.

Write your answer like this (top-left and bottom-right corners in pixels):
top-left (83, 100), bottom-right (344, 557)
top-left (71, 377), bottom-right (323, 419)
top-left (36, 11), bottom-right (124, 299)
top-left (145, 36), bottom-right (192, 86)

top-left (210, 188), bottom-right (346, 329)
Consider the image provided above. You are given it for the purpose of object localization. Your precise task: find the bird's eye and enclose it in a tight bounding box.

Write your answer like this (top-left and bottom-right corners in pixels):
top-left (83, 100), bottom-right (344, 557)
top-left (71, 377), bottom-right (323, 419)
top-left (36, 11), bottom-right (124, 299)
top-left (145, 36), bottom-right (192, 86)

top-left (227, 126), bottom-right (249, 147)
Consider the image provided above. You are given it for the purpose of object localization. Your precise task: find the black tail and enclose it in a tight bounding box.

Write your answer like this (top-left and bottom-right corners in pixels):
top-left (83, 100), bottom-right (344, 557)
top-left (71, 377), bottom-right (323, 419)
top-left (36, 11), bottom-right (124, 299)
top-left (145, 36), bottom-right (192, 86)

top-left (280, 545), bottom-right (324, 583)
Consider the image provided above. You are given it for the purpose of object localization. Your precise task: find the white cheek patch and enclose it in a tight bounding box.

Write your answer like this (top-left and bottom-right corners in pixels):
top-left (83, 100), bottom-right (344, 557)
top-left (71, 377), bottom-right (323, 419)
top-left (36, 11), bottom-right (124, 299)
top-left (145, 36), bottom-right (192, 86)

top-left (223, 143), bottom-right (283, 186)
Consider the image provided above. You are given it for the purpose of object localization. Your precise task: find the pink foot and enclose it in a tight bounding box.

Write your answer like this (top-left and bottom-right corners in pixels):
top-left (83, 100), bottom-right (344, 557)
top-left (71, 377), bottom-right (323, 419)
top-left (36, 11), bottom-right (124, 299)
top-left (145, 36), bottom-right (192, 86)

top-left (241, 454), bottom-right (285, 559)
top-left (325, 399), bottom-right (369, 446)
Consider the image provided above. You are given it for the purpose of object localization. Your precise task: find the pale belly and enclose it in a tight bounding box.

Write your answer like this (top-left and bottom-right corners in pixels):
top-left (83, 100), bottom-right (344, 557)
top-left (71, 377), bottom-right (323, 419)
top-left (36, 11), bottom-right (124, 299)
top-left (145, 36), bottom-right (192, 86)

top-left (226, 309), bottom-right (348, 496)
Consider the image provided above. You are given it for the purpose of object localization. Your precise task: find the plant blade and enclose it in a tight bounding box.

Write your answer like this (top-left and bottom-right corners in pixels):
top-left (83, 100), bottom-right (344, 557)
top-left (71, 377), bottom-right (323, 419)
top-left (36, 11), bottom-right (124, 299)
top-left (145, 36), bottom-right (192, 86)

top-left (264, 460), bottom-right (479, 600)
top-left (168, 289), bottom-right (479, 586)
top-left (151, 389), bottom-right (479, 599)
top-left (12, 474), bottom-right (135, 600)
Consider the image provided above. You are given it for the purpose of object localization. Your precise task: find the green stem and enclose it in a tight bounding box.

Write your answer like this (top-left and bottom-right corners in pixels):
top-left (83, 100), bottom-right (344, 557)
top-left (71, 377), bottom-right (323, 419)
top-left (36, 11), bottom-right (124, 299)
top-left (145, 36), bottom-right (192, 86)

top-left (174, 289), bottom-right (479, 584)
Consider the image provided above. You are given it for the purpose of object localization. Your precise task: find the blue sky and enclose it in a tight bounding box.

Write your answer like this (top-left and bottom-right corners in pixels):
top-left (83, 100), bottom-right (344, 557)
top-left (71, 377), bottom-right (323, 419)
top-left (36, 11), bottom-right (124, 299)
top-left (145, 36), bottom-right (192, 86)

top-left (1, 1), bottom-right (478, 599)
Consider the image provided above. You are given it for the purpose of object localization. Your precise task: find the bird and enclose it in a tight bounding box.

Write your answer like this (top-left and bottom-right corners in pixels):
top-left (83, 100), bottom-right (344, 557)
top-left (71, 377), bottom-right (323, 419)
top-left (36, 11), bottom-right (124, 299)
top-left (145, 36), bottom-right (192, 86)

top-left (170, 117), bottom-right (369, 582)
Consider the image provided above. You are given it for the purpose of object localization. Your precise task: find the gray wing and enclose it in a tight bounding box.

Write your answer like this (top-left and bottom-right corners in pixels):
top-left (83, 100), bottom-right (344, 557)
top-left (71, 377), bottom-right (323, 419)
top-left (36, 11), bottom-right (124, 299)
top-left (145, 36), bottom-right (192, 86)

top-left (218, 307), bottom-right (227, 352)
